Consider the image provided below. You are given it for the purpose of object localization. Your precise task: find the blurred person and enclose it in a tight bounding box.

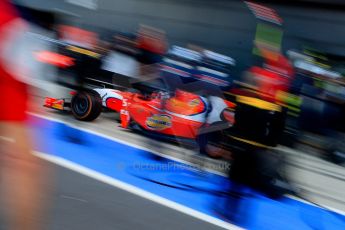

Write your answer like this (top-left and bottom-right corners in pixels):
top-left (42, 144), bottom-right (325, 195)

top-left (52, 26), bottom-right (105, 143)
top-left (288, 50), bottom-right (345, 164)
top-left (136, 25), bottom-right (167, 77)
top-left (0, 0), bottom-right (48, 229)
top-left (57, 25), bottom-right (102, 90)
top-left (218, 49), bottom-right (293, 225)
top-left (215, 96), bottom-right (290, 225)
top-left (113, 32), bottom-right (139, 56)
top-left (244, 46), bottom-right (295, 103)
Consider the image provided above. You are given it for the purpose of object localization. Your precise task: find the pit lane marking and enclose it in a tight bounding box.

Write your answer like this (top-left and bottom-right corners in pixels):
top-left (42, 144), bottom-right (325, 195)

top-left (34, 151), bottom-right (243, 230)
top-left (29, 112), bottom-right (226, 177)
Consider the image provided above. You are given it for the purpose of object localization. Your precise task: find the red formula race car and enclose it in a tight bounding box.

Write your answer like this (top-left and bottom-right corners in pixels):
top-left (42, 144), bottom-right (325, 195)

top-left (44, 88), bottom-right (236, 147)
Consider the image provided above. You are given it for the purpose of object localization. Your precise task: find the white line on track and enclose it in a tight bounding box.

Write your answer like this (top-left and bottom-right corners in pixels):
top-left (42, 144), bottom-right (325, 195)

top-left (60, 195), bottom-right (88, 203)
top-left (34, 151), bottom-right (243, 230)
top-left (286, 195), bottom-right (345, 216)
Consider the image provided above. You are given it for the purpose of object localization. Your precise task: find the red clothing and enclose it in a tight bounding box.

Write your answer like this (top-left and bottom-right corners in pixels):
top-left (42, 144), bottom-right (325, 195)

top-left (265, 54), bottom-right (294, 78)
top-left (136, 34), bottom-right (166, 55)
top-left (0, 0), bottom-right (28, 121)
top-left (249, 66), bottom-right (289, 101)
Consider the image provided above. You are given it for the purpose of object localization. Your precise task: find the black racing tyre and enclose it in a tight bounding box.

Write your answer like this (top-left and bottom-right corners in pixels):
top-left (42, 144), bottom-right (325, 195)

top-left (196, 126), bottom-right (228, 159)
top-left (71, 90), bottom-right (102, 121)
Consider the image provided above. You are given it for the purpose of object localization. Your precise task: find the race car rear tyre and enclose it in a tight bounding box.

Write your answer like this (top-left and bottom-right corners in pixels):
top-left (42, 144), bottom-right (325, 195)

top-left (71, 90), bottom-right (102, 121)
top-left (196, 128), bottom-right (227, 159)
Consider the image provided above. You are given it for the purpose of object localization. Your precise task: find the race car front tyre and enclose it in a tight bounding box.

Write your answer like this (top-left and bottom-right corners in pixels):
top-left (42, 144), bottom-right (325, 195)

top-left (71, 90), bottom-right (102, 121)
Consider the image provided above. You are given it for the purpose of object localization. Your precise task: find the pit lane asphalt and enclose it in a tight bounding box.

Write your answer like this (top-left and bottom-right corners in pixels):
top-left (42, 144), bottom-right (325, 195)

top-left (0, 159), bottom-right (226, 230)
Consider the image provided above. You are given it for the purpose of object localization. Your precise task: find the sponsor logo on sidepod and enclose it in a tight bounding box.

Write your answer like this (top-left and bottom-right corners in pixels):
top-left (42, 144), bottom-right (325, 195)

top-left (146, 114), bottom-right (172, 130)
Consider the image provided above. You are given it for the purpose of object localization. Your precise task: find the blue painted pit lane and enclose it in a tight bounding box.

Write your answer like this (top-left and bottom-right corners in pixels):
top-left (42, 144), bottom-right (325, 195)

top-left (30, 115), bottom-right (345, 230)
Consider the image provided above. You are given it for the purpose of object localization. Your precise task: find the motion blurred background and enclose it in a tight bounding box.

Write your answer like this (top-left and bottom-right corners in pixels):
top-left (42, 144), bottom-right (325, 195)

top-left (14, 0), bottom-right (345, 76)
top-left (1, 0), bottom-right (345, 230)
